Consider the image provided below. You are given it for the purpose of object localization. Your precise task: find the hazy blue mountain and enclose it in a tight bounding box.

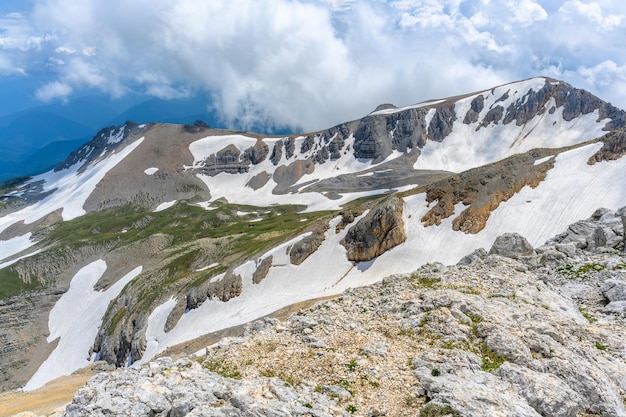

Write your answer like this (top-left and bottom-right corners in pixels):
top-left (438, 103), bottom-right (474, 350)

top-left (0, 94), bottom-right (220, 183)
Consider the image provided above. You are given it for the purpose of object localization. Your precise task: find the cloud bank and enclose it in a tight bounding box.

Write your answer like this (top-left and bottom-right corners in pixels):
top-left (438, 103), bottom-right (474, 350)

top-left (1, 0), bottom-right (625, 132)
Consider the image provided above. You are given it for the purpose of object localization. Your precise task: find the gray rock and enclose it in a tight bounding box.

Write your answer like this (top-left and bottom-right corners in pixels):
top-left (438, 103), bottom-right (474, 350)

top-left (489, 233), bottom-right (534, 259)
top-left (457, 248), bottom-right (487, 266)
top-left (498, 362), bottom-right (583, 417)
top-left (601, 279), bottom-right (626, 302)
top-left (359, 343), bottom-right (390, 358)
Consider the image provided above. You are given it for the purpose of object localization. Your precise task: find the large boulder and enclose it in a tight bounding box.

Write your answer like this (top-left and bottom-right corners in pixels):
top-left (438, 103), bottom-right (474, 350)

top-left (489, 233), bottom-right (534, 259)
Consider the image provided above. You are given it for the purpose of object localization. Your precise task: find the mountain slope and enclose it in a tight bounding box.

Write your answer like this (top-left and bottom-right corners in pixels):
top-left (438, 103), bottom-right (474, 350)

top-left (0, 76), bottom-right (624, 393)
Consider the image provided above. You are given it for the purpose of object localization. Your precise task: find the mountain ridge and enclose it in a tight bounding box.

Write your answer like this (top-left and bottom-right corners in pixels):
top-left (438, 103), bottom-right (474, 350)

top-left (0, 76), bottom-right (624, 397)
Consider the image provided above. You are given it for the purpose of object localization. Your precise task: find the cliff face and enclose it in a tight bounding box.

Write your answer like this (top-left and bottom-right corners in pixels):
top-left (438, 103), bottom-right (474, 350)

top-left (341, 197), bottom-right (406, 262)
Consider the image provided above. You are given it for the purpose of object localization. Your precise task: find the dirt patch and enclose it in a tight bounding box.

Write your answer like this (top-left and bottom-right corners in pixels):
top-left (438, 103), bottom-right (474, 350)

top-left (0, 367), bottom-right (94, 417)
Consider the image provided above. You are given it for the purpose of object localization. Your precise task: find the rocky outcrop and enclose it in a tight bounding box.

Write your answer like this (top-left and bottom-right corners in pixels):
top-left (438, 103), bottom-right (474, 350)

top-left (201, 144), bottom-right (250, 175)
top-left (242, 140), bottom-right (269, 165)
top-left (489, 233), bottom-right (534, 259)
top-left (464, 94), bottom-right (485, 124)
top-left (342, 197), bottom-right (406, 262)
top-left (588, 130), bottom-right (626, 165)
top-left (419, 149), bottom-right (556, 233)
top-left (288, 228), bottom-right (327, 265)
top-left (59, 357), bottom-right (351, 417)
top-left (541, 207), bottom-right (625, 253)
top-left (186, 270), bottom-right (243, 310)
top-left (252, 256), bottom-right (273, 284)
top-left (271, 158), bottom-right (315, 194)
top-left (427, 103), bottom-right (457, 142)
top-left (353, 115), bottom-right (394, 161)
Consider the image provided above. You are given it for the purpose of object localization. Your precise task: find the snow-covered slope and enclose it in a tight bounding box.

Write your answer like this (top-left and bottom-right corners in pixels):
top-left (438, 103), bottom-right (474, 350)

top-left (0, 76), bottom-right (624, 393)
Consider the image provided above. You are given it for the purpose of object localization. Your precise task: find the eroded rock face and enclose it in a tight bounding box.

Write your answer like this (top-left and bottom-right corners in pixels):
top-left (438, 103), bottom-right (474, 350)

top-left (288, 227), bottom-right (327, 266)
top-left (342, 197), bottom-right (406, 262)
top-left (420, 150), bottom-right (555, 234)
top-left (252, 256), bottom-right (272, 284)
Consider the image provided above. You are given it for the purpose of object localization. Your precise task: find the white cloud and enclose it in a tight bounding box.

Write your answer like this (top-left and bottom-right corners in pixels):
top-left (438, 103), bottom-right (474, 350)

top-left (36, 80), bottom-right (72, 101)
top-left (559, 1), bottom-right (624, 30)
top-left (510, 0), bottom-right (548, 26)
top-left (0, 0), bottom-right (624, 129)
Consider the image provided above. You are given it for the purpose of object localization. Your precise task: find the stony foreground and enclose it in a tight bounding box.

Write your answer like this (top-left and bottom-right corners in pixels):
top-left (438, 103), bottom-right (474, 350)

top-left (24, 208), bottom-right (626, 416)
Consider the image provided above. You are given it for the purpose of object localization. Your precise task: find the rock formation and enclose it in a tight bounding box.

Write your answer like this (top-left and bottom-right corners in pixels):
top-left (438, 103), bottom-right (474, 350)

top-left (341, 197), bottom-right (406, 262)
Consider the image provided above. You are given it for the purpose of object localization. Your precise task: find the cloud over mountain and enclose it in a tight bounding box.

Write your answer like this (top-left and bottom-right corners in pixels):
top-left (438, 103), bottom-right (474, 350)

top-left (0, 0), bottom-right (625, 131)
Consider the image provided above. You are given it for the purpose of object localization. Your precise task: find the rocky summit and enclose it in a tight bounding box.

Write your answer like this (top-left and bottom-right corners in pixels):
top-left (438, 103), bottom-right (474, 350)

top-left (31, 207), bottom-right (626, 417)
top-left (0, 76), bottom-right (625, 416)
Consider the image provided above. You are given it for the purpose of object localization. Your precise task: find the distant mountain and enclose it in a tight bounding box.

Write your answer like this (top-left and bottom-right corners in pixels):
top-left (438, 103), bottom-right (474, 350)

top-left (0, 77), bottom-right (624, 403)
top-left (0, 94), bottom-right (221, 182)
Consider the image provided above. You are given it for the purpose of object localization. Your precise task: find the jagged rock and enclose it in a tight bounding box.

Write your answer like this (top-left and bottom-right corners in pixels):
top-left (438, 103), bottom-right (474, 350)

top-left (457, 248), bottom-right (488, 266)
top-left (252, 256), bottom-right (273, 284)
top-left (59, 357), bottom-right (350, 417)
top-left (289, 228), bottom-right (326, 265)
top-left (464, 94), bottom-right (485, 124)
top-left (489, 233), bottom-right (534, 259)
top-left (353, 115), bottom-right (393, 161)
top-left (342, 198), bottom-right (406, 262)
top-left (186, 270), bottom-right (243, 310)
top-left (497, 362), bottom-right (583, 417)
top-left (479, 105), bottom-right (504, 128)
top-left (242, 140), bottom-right (269, 165)
top-left (269, 140), bottom-right (284, 165)
top-left (601, 279), bottom-right (626, 302)
top-left (427, 103), bottom-right (456, 142)
top-left (412, 349), bottom-right (541, 417)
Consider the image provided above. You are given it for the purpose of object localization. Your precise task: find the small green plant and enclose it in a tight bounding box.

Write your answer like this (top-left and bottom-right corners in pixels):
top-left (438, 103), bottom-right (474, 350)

top-left (420, 404), bottom-right (461, 417)
top-left (260, 369), bottom-right (276, 377)
top-left (480, 346), bottom-right (505, 372)
top-left (409, 273), bottom-right (441, 289)
top-left (558, 262), bottom-right (606, 278)
top-left (431, 368), bottom-right (440, 377)
top-left (346, 405), bottom-right (357, 414)
top-left (336, 379), bottom-right (354, 395)
top-left (201, 357), bottom-right (242, 379)
top-left (347, 358), bottom-right (357, 371)
top-left (303, 403), bottom-right (313, 409)
top-left (399, 327), bottom-right (416, 337)
top-left (405, 395), bottom-right (419, 407)
top-left (279, 372), bottom-right (299, 387)
top-left (579, 307), bottom-right (596, 323)
top-left (595, 341), bottom-right (607, 351)
top-left (613, 263), bottom-right (626, 270)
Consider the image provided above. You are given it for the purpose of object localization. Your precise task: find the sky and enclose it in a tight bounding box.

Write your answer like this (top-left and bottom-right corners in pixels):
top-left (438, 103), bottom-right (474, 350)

top-left (0, 0), bottom-right (625, 132)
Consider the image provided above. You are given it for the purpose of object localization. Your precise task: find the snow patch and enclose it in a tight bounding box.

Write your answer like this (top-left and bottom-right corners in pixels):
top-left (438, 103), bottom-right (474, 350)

top-left (154, 200), bottom-right (177, 212)
top-left (24, 261), bottom-right (143, 391)
top-left (534, 156), bottom-right (553, 166)
top-left (0, 233), bottom-right (33, 264)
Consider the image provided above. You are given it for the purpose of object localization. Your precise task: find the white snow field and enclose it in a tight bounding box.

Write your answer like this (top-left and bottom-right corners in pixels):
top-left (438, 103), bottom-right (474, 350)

top-left (24, 261), bottom-right (142, 391)
top-left (415, 79), bottom-right (609, 173)
top-left (136, 142), bottom-right (626, 365)
top-left (0, 138), bottom-right (144, 264)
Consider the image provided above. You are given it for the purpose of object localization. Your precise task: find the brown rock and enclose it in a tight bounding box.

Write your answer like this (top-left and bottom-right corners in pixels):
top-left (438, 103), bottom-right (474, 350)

top-left (341, 197), bottom-right (406, 262)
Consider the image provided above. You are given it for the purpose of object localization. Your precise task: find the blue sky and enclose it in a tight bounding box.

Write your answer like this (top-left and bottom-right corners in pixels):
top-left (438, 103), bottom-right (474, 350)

top-left (0, 0), bottom-right (625, 132)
